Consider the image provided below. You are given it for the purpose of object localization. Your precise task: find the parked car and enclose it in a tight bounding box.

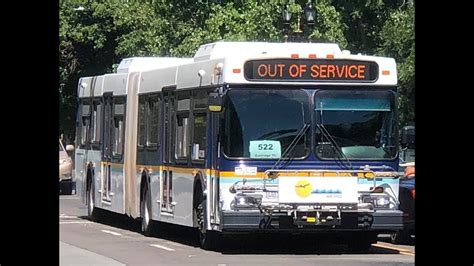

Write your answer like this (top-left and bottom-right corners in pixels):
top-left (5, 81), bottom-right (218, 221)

top-left (59, 139), bottom-right (75, 195)
top-left (391, 163), bottom-right (415, 244)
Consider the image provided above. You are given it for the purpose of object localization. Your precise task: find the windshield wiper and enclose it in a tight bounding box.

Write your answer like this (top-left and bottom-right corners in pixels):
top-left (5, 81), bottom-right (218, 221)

top-left (270, 123), bottom-right (310, 171)
top-left (316, 124), bottom-right (354, 170)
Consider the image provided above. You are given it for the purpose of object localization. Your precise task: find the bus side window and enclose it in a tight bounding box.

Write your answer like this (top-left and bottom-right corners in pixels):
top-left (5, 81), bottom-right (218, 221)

top-left (192, 114), bottom-right (206, 160)
top-left (91, 100), bottom-right (102, 144)
top-left (147, 95), bottom-right (160, 147)
top-left (175, 92), bottom-right (190, 161)
top-left (137, 96), bottom-right (146, 148)
top-left (81, 101), bottom-right (91, 146)
top-left (192, 90), bottom-right (208, 161)
top-left (112, 99), bottom-right (125, 157)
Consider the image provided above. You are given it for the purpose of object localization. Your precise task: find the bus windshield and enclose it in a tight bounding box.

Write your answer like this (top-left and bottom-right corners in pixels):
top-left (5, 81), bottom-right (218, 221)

top-left (315, 90), bottom-right (397, 160)
top-left (222, 89), bottom-right (310, 159)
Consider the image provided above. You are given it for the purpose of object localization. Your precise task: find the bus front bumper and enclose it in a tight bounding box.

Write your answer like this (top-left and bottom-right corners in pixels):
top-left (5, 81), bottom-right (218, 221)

top-left (221, 210), bottom-right (389, 232)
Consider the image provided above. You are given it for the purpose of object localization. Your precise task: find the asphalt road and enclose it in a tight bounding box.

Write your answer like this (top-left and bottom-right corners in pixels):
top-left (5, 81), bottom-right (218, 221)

top-left (60, 194), bottom-right (414, 265)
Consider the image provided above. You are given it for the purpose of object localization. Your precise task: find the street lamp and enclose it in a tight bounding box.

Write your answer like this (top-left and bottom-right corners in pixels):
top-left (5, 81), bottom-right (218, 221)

top-left (282, 4), bottom-right (292, 42)
top-left (304, 2), bottom-right (315, 25)
top-left (282, 1), bottom-right (316, 42)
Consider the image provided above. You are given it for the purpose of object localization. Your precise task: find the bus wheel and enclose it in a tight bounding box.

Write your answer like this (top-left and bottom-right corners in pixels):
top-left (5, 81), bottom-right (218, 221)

top-left (141, 186), bottom-right (153, 236)
top-left (196, 193), bottom-right (219, 250)
top-left (87, 181), bottom-right (99, 221)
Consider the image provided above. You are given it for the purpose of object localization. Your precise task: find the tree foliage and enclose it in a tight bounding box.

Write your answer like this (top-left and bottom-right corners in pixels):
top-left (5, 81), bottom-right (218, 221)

top-left (59, 0), bottom-right (415, 138)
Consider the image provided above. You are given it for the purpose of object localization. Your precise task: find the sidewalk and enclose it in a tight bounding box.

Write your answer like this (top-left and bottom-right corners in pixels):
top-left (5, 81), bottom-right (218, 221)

top-left (60, 241), bottom-right (125, 265)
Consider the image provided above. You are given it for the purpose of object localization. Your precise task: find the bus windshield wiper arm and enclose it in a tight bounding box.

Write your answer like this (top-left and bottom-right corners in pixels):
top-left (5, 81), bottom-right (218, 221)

top-left (270, 123), bottom-right (310, 171)
top-left (316, 124), bottom-right (354, 170)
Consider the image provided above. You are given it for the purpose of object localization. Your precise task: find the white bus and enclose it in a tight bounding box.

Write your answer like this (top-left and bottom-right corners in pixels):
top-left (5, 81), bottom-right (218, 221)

top-left (75, 41), bottom-right (403, 251)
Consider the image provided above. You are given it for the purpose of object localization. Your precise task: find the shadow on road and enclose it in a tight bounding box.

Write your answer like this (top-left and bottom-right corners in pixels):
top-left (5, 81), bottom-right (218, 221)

top-left (378, 234), bottom-right (415, 246)
top-left (78, 209), bottom-right (409, 255)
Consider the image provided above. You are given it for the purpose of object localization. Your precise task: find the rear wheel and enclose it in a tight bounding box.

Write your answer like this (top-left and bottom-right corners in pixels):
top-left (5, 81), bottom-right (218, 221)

top-left (141, 186), bottom-right (153, 236)
top-left (87, 180), bottom-right (99, 221)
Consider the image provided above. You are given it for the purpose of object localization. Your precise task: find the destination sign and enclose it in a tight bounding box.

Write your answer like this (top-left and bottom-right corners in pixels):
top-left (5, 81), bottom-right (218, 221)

top-left (244, 59), bottom-right (378, 82)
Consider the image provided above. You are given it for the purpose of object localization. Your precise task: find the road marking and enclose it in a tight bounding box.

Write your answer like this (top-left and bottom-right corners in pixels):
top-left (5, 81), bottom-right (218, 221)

top-left (165, 241), bottom-right (187, 248)
top-left (60, 221), bottom-right (93, 224)
top-left (373, 243), bottom-right (415, 256)
top-left (101, 230), bottom-right (122, 236)
top-left (150, 244), bottom-right (175, 251)
top-left (60, 214), bottom-right (79, 219)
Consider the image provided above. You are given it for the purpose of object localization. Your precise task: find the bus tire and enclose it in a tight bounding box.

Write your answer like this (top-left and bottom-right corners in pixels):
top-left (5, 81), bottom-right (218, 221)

top-left (87, 179), bottom-right (99, 222)
top-left (140, 185), bottom-right (153, 236)
top-left (195, 191), bottom-right (219, 250)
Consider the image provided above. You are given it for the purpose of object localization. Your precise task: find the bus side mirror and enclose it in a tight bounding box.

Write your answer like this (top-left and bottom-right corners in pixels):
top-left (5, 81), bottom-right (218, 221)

top-left (208, 92), bottom-right (223, 112)
top-left (400, 126), bottom-right (415, 149)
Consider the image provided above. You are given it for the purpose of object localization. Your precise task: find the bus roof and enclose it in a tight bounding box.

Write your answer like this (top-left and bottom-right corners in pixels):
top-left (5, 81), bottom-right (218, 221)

top-left (78, 41), bottom-right (397, 98)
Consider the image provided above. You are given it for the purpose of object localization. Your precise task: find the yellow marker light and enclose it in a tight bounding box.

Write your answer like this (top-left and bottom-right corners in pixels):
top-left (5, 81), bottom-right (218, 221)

top-left (307, 217), bottom-right (316, 223)
top-left (364, 172), bottom-right (375, 178)
top-left (209, 105), bottom-right (222, 112)
top-left (382, 70), bottom-right (390, 75)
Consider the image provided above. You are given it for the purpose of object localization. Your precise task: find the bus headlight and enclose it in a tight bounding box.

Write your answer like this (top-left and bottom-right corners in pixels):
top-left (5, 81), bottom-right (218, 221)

top-left (362, 195), bottom-right (393, 209)
top-left (230, 194), bottom-right (262, 209)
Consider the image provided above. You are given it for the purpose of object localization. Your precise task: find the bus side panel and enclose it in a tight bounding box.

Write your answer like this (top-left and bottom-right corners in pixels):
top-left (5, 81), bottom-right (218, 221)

top-left (74, 147), bottom-right (87, 204)
top-left (97, 164), bottom-right (125, 214)
top-left (156, 169), bottom-right (194, 227)
top-left (171, 170), bottom-right (194, 227)
top-left (149, 170), bottom-right (161, 221)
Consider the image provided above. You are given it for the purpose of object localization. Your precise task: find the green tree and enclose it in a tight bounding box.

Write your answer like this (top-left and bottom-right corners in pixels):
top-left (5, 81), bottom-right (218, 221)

top-left (59, 0), bottom-right (414, 139)
top-left (377, 2), bottom-right (415, 126)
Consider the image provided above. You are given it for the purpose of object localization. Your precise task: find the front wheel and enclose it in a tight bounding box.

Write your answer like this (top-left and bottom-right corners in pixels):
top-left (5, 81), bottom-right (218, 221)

top-left (195, 193), bottom-right (219, 250)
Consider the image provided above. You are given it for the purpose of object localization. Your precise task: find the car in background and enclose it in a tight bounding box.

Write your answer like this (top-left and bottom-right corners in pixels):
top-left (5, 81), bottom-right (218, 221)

top-left (59, 139), bottom-right (75, 195)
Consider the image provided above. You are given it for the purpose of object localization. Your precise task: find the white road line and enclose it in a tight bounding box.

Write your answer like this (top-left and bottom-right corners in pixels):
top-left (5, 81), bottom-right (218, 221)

top-left (165, 241), bottom-right (187, 248)
top-left (59, 214), bottom-right (79, 219)
top-left (60, 221), bottom-right (93, 224)
top-left (150, 244), bottom-right (175, 251)
top-left (101, 230), bottom-right (122, 236)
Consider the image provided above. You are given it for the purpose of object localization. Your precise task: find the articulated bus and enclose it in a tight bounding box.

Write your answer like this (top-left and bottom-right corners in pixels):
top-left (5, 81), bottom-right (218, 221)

top-left (75, 41), bottom-right (403, 251)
